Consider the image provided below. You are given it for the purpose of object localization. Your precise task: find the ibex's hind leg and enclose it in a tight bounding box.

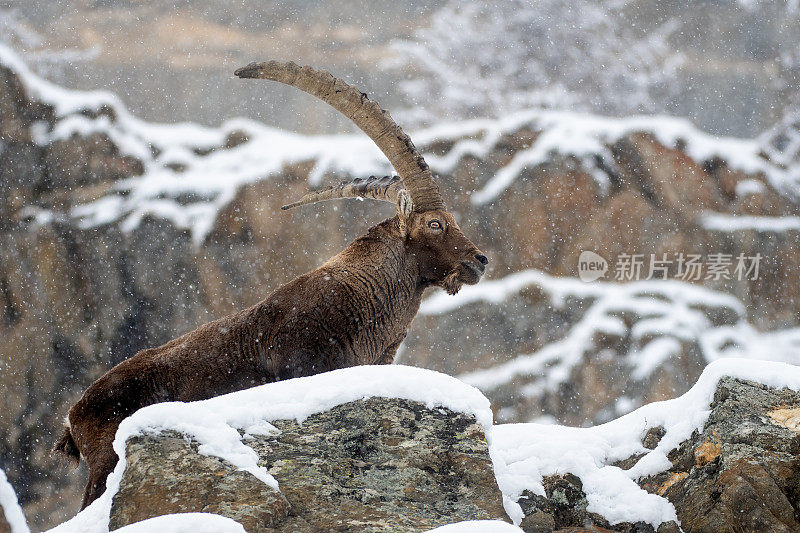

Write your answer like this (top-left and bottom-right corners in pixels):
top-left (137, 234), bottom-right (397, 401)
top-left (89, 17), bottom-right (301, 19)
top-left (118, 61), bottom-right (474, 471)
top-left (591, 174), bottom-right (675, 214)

top-left (81, 449), bottom-right (118, 509)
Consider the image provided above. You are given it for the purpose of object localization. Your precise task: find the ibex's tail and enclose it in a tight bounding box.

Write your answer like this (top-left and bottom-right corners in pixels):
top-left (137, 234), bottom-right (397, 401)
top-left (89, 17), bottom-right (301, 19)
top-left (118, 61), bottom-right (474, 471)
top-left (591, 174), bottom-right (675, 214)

top-left (53, 425), bottom-right (80, 468)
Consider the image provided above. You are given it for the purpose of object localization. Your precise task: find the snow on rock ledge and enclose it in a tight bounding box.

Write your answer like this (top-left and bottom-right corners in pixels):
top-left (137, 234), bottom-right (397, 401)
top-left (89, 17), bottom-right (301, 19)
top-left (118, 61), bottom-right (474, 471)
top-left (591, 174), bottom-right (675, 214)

top-left (111, 514), bottom-right (245, 533)
top-left (419, 269), bottom-right (800, 425)
top-left (2, 42), bottom-right (798, 247)
top-left (48, 365), bottom-right (507, 533)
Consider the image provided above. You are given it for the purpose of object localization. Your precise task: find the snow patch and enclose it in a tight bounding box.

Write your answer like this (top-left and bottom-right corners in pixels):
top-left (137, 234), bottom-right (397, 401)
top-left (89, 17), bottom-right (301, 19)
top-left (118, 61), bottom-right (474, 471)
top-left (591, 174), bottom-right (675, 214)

top-left (420, 269), bottom-right (608, 316)
top-left (0, 468), bottom-right (29, 533)
top-left (112, 513), bottom-right (245, 533)
top-left (702, 212), bottom-right (800, 233)
top-left (734, 178), bottom-right (766, 197)
top-left (424, 520), bottom-right (523, 532)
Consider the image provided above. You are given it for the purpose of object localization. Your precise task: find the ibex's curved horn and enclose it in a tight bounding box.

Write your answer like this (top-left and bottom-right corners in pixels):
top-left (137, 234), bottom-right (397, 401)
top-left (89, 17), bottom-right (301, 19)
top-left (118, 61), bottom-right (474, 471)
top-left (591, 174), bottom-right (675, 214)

top-left (281, 175), bottom-right (407, 210)
top-left (235, 61), bottom-right (444, 212)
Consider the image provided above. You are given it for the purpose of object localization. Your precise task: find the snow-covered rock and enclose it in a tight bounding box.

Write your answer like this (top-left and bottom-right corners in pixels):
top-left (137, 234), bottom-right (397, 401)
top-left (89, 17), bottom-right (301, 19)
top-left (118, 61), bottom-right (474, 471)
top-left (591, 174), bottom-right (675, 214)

top-left (49, 366), bottom-right (507, 533)
top-left (639, 376), bottom-right (800, 532)
top-left (3, 41), bottom-right (798, 244)
top-left (495, 358), bottom-right (800, 532)
top-left (46, 360), bottom-right (800, 533)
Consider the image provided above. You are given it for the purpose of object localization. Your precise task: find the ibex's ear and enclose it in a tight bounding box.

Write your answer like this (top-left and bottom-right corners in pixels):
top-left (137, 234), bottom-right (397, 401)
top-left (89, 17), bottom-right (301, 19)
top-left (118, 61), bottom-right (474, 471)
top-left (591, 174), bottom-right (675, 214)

top-left (396, 190), bottom-right (412, 236)
top-left (397, 189), bottom-right (413, 218)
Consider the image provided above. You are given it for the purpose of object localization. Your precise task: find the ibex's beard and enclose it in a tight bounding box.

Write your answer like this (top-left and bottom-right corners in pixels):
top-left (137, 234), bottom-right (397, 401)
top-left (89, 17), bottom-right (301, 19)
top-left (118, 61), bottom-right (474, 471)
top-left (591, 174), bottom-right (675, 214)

top-left (442, 272), bottom-right (464, 295)
top-left (442, 262), bottom-right (484, 295)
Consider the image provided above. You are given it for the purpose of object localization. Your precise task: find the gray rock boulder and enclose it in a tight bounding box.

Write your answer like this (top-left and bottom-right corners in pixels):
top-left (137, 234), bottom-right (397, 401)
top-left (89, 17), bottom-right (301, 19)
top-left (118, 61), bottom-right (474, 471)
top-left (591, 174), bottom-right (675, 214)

top-left (639, 377), bottom-right (800, 533)
top-left (109, 397), bottom-right (508, 532)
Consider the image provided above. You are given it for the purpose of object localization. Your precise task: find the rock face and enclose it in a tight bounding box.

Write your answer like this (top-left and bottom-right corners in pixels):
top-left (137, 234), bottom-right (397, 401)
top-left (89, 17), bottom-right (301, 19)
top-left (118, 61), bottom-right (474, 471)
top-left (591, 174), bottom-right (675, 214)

top-left (104, 376), bottom-right (800, 532)
top-left (109, 432), bottom-right (290, 532)
top-left (109, 397), bottom-right (508, 532)
top-left (640, 377), bottom-right (800, 533)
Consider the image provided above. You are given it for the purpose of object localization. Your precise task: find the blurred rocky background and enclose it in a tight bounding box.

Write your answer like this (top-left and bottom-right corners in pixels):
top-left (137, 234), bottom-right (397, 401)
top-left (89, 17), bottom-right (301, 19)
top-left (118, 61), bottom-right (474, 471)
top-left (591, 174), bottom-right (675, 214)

top-left (1, 0), bottom-right (799, 529)
top-left (2, 0), bottom-right (800, 135)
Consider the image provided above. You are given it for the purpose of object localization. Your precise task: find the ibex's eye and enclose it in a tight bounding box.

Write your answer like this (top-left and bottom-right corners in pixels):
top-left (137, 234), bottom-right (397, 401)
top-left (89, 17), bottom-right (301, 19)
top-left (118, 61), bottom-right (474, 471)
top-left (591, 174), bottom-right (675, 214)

top-left (428, 220), bottom-right (442, 230)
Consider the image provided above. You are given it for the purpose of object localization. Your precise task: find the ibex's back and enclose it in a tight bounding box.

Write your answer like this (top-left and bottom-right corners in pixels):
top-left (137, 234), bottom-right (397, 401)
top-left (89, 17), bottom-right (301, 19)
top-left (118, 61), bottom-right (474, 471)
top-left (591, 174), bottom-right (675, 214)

top-left (55, 62), bottom-right (488, 510)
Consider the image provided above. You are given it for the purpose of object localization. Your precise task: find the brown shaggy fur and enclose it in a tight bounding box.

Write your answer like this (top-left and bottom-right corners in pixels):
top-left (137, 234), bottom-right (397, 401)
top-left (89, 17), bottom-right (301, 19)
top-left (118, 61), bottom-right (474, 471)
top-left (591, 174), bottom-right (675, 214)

top-left (56, 212), bottom-right (486, 508)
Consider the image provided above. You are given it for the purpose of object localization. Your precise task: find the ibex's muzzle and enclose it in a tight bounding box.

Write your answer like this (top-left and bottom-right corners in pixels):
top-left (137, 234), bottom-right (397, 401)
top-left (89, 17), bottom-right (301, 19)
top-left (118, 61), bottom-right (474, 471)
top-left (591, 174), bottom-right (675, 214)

top-left (460, 251), bottom-right (487, 284)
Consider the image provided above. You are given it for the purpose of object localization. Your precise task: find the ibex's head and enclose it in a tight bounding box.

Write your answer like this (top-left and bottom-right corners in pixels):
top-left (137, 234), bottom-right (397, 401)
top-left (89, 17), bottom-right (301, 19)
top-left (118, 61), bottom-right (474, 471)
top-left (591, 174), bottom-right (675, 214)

top-left (235, 61), bottom-right (487, 295)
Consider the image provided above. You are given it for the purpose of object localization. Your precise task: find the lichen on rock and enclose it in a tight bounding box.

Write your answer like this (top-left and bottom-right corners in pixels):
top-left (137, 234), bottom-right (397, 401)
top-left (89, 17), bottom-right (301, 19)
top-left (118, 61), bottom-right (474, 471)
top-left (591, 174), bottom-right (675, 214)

top-left (109, 397), bottom-right (508, 532)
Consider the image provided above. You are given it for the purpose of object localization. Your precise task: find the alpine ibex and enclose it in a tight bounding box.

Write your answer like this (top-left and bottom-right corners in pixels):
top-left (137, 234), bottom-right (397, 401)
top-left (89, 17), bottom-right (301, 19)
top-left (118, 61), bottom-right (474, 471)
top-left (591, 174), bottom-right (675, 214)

top-left (54, 61), bottom-right (488, 509)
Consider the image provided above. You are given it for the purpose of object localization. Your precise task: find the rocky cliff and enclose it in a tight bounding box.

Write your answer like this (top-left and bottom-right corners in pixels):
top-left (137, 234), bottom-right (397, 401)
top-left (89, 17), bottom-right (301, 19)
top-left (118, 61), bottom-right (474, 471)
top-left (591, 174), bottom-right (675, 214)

top-left (1, 45), bottom-right (799, 528)
top-left (640, 377), bottom-right (800, 532)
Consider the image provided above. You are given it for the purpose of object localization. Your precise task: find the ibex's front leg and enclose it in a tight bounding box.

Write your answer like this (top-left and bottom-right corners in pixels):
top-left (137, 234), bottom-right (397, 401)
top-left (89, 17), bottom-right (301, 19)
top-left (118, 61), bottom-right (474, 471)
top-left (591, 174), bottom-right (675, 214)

top-left (76, 420), bottom-right (121, 509)
top-left (83, 458), bottom-right (115, 509)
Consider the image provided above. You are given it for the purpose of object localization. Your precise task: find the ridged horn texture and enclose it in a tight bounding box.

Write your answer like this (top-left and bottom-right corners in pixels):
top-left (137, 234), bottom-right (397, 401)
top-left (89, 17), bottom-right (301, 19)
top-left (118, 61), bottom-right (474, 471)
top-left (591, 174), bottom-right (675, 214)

top-left (235, 60), bottom-right (444, 212)
top-left (281, 175), bottom-right (405, 210)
